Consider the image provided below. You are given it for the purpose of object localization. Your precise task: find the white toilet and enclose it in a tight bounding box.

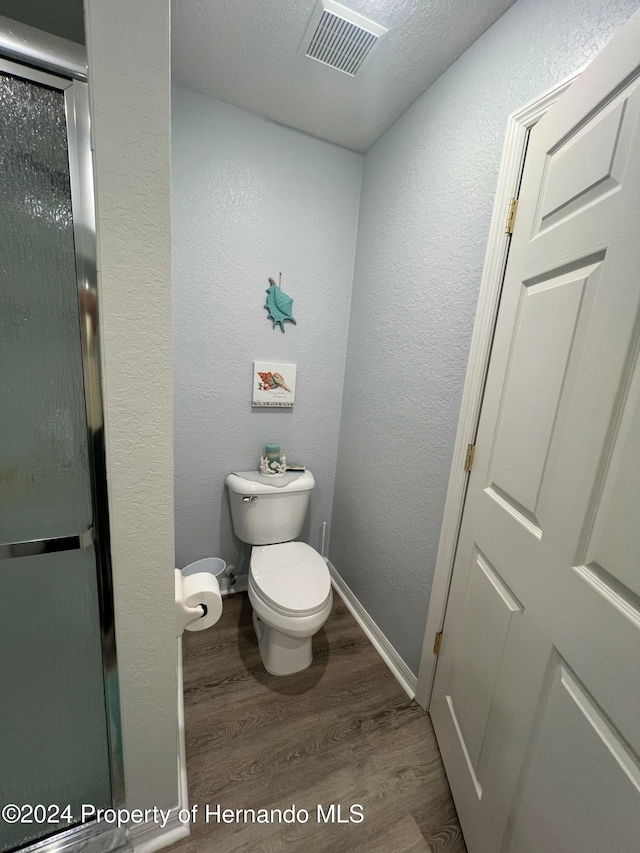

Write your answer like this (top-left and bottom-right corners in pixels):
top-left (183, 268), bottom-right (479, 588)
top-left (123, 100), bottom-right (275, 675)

top-left (225, 470), bottom-right (332, 675)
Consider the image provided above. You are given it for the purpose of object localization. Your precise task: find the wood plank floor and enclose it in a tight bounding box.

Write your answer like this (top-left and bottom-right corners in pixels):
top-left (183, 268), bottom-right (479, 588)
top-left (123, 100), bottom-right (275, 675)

top-left (169, 592), bottom-right (467, 853)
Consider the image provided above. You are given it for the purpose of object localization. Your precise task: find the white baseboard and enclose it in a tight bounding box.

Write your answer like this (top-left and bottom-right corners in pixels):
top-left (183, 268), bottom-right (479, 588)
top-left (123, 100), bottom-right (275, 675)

top-left (327, 562), bottom-right (417, 700)
top-left (130, 814), bottom-right (188, 853)
top-left (129, 639), bottom-right (190, 853)
top-left (176, 636), bottom-right (189, 814)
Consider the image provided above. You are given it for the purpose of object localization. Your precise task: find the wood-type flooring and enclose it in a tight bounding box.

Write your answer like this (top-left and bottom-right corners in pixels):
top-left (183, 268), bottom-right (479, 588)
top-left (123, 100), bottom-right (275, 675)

top-left (169, 591), bottom-right (466, 853)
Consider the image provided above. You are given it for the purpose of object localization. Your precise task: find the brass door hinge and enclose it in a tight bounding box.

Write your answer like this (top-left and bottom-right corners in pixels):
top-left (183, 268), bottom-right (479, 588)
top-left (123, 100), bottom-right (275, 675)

top-left (433, 631), bottom-right (443, 655)
top-left (464, 443), bottom-right (476, 472)
top-left (505, 197), bottom-right (519, 234)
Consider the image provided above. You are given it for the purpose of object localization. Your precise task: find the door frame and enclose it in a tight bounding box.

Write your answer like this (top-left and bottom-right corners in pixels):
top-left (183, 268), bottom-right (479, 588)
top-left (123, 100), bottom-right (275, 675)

top-left (415, 69), bottom-right (584, 710)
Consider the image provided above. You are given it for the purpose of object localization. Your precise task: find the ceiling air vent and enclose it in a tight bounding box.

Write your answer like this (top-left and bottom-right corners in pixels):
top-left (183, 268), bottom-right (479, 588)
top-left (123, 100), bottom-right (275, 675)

top-left (299, 0), bottom-right (388, 77)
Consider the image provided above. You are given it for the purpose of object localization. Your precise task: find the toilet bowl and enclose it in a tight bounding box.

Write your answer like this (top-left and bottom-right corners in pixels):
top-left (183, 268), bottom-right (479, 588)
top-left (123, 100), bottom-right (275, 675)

top-left (225, 470), bottom-right (333, 675)
top-left (248, 541), bottom-right (332, 675)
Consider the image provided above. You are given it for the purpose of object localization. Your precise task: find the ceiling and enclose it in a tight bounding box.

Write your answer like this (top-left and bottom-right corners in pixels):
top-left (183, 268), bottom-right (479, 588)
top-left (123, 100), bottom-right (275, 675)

top-left (172, 0), bottom-right (516, 152)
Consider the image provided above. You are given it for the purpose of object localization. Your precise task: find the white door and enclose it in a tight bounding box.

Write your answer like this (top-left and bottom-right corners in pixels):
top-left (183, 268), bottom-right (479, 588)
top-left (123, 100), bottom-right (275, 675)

top-left (430, 10), bottom-right (640, 853)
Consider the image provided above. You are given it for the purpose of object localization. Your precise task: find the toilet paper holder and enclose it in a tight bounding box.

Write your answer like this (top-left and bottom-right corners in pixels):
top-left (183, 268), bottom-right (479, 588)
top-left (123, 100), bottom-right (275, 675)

top-left (175, 569), bottom-right (223, 636)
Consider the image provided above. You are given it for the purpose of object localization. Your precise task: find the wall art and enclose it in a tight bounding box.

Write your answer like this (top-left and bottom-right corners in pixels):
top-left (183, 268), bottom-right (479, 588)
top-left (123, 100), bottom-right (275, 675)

top-left (264, 274), bottom-right (296, 333)
top-left (252, 361), bottom-right (297, 408)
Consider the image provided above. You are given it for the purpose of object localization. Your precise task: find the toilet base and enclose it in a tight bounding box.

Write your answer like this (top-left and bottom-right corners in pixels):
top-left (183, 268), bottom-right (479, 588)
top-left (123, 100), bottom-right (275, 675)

top-left (252, 612), bottom-right (313, 676)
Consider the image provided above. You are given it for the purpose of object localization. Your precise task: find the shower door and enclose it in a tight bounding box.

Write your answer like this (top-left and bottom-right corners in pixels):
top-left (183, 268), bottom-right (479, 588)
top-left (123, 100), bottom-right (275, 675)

top-left (0, 58), bottom-right (121, 853)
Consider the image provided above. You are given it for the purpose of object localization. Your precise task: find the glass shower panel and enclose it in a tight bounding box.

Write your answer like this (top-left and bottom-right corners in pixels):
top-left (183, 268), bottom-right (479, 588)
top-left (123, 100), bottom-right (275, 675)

top-left (0, 72), bottom-right (93, 544)
top-left (0, 547), bottom-right (112, 852)
top-left (0, 69), bottom-right (113, 852)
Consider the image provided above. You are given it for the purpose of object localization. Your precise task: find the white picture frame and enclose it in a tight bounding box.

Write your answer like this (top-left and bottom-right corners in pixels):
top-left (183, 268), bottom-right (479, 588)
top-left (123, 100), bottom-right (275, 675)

top-left (252, 361), bottom-right (297, 407)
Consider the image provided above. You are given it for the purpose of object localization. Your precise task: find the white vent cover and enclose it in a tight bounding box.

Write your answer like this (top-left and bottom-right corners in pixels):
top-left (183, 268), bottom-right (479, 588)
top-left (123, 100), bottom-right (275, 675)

top-left (299, 0), bottom-right (388, 76)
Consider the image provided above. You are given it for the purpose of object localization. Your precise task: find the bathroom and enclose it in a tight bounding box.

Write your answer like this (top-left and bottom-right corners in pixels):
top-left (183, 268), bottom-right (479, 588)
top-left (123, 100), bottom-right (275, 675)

top-left (1, 1), bottom-right (640, 852)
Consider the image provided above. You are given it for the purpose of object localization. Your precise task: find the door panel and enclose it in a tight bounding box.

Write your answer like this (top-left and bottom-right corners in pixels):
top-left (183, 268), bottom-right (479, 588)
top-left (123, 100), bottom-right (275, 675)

top-left (584, 367), bottom-right (640, 599)
top-left (539, 240), bottom-right (640, 563)
top-left (506, 658), bottom-right (640, 853)
top-left (430, 10), bottom-right (640, 853)
top-left (448, 550), bottom-right (523, 781)
top-left (537, 82), bottom-right (639, 232)
top-left (487, 261), bottom-right (594, 528)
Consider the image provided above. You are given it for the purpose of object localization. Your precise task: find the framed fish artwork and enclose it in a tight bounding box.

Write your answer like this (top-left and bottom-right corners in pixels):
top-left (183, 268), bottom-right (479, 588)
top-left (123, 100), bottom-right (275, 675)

top-left (252, 361), bottom-right (297, 408)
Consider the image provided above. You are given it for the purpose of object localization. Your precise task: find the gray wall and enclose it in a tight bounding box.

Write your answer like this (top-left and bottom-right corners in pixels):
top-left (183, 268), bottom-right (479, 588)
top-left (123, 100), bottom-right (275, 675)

top-left (86, 0), bottom-right (179, 811)
top-left (172, 88), bottom-right (362, 570)
top-left (330, 0), bottom-right (639, 675)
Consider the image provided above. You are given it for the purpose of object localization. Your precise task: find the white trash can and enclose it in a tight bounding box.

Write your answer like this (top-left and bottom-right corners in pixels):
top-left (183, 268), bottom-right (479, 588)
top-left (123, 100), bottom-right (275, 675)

top-left (182, 557), bottom-right (226, 580)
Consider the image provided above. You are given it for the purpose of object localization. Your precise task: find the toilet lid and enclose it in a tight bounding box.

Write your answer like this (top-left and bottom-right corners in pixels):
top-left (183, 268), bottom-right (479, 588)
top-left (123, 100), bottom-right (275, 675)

top-left (250, 542), bottom-right (331, 615)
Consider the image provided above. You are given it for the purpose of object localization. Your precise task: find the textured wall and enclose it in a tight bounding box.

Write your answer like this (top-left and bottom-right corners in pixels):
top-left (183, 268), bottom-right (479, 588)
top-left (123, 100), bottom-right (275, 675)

top-left (85, 0), bottom-right (178, 810)
top-left (331, 0), bottom-right (639, 675)
top-left (172, 88), bottom-right (362, 570)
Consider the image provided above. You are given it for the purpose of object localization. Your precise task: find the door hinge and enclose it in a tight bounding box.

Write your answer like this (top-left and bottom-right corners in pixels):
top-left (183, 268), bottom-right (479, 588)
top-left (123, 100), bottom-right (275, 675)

top-left (505, 197), bottom-right (519, 234)
top-left (464, 443), bottom-right (476, 472)
top-left (433, 631), bottom-right (443, 655)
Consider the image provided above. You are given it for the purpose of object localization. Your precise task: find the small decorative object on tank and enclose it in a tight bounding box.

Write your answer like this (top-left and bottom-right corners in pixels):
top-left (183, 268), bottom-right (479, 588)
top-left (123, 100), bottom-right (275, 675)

top-left (260, 443), bottom-right (287, 476)
top-left (264, 273), bottom-right (296, 333)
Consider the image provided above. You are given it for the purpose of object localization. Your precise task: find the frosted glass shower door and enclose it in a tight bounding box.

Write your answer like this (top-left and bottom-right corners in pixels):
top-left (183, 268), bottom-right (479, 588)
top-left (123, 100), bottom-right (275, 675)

top-left (0, 67), bottom-right (112, 851)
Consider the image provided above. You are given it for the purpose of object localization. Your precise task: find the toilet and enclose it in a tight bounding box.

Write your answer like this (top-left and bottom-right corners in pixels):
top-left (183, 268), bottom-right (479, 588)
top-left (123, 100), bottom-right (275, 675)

top-left (225, 470), bottom-right (332, 675)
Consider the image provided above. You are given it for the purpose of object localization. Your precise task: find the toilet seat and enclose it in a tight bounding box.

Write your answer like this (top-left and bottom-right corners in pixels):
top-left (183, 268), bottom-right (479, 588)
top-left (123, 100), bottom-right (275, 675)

top-left (250, 542), bottom-right (331, 617)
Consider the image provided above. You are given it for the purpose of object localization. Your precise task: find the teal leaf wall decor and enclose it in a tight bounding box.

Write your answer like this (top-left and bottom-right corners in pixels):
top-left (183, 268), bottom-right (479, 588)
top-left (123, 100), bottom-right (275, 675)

top-left (264, 276), bottom-right (296, 333)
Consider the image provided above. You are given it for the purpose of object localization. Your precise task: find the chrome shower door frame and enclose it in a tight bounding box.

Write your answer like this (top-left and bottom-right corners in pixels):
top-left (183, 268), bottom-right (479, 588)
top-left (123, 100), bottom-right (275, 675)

top-left (0, 43), bottom-right (127, 853)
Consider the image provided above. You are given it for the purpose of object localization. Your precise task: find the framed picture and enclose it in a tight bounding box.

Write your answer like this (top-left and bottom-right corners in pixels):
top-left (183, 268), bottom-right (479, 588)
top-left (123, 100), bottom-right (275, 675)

top-left (252, 361), bottom-right (297, 407)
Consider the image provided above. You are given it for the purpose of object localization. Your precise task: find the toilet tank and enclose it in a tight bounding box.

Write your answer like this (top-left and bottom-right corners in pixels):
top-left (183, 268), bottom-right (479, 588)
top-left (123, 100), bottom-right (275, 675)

top-left (225, 470), bottom-right (315, 545)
